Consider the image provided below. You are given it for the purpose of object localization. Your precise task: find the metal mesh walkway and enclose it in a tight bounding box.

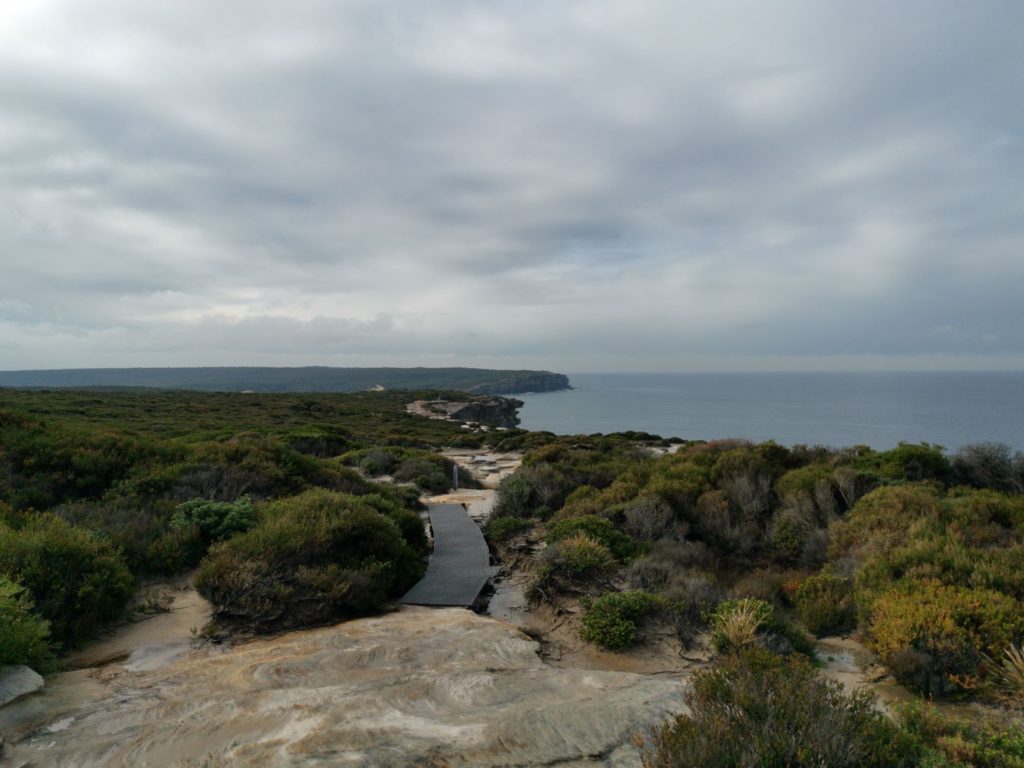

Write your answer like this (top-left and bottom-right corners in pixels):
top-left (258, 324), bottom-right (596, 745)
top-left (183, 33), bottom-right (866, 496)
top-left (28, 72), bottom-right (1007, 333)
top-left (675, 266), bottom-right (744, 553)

top-left (399, 503), bottom-right (491, 607)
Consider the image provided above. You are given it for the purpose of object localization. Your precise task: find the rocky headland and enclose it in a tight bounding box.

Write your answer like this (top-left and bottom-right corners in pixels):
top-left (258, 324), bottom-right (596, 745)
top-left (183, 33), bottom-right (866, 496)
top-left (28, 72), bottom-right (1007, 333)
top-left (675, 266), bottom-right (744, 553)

top-left (408, 395), bottom-right (525, 429)
top-left (465, 371), bottom-right (570, 395)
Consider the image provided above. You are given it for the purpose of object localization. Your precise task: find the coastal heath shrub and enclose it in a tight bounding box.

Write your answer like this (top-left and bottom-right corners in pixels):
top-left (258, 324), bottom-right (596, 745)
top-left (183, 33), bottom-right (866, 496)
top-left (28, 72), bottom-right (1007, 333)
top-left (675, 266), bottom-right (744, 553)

top-left (171, 495), bottom-right (256, 545)
top-left (546, 515), bottom-right (638, 560)
top-left (485, 515), bottom-right (531, 543)
top-left (828, 484), bottom-right (942, 564)
top-left (952, 442), bottom-right (1023, 493)
top-left (552, 533), bottom-right (615, 575)
top-left (795, 572), bottom-right (856, 637)
top-left (867, 580), bottom-right (1024, 698)
top-left (642, 647), bottom-right (919, 768)
top-left (531, 534), bottom-right (615, 597)
top-left (0, 514), bottom-right (133, 647)
top-left (621, 496), bottom-right (675, 541)
top-left (493, 474), bottom-right (538, 519)
top-left (196, 489), bottom-right (427, 632)
top-left (897, 701), bottom-right (1024, 767)
top-left (0, 576), bottom-right (54, 671)
top-left (768, 508), bottom-right (810, 564)
top-left (580, 590), bottom-right (665, 651)
top-left (663, 573), bottom-right (724, 648)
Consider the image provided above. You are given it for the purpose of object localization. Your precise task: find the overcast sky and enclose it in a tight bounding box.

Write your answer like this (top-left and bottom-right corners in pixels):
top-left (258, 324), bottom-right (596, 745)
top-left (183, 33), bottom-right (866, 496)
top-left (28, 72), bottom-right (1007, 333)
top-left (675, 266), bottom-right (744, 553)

top-left (1, 1), bottom-right (1021, 373)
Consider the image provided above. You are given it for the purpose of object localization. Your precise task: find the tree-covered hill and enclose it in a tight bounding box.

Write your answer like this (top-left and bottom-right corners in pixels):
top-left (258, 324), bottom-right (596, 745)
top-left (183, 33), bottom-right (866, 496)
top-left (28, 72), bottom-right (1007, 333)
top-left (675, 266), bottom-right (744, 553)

top-left (0, 366), bottom-right (571, 395)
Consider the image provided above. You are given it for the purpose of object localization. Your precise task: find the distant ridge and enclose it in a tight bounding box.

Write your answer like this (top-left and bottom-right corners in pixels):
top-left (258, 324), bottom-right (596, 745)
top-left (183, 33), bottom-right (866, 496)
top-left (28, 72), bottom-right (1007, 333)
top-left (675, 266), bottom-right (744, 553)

top-left (0, 366), bottom-right (571, 395)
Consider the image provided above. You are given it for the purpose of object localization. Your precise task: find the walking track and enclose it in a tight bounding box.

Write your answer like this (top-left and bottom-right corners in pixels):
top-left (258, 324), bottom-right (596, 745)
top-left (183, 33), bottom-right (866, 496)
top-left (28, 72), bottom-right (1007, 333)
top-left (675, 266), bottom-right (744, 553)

top-left (399, 503), bottom-right (491, 607)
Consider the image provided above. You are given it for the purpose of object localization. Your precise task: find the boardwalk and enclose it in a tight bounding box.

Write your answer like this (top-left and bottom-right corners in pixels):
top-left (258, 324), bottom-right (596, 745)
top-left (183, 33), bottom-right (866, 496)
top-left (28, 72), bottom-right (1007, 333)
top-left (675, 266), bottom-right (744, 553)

top-left (399, 503), bottom-right (491, 607)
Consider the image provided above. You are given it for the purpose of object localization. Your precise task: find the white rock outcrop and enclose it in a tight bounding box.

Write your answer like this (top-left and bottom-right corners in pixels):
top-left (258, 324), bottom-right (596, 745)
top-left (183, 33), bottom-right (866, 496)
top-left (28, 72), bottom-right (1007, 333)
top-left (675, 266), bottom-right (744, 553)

top-left (4, 607), bottom-right (685, 767)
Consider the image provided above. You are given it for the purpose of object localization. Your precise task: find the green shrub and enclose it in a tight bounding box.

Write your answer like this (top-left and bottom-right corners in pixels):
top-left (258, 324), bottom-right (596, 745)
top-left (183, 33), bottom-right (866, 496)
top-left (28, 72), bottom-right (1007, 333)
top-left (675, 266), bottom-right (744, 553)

top-left (856, 442), bottom-right (952, 483)
top-left (663, 574), bottom-right (724, 648)
top-left (768, 509), bottom-right (809, 564)
top-left (358, 448), bottom-right (397, 476)
top-left (620, 496), bottom-right (676, 540)
top-left (195, 489), bottom-right (427, 632)
top-left (146, 523), bottom-right (206, 573)
top-left (552, 533), bottom-right (615, 575)
top-left (0, 576), bottom-right (54, 671)
top-left (829, 484), bottom-right (943, 564)
top-left (776, 463), bottom-right (835, 499)
top-left (485, 516), bottom-right (531, 542)
top-left (580, 590), bottom-right (664, 650)
top-left (867, 580), bottom-right (1024, 698)
top-left (0, 515), bottom-right (133, 647)
top-left (546, 515), bottom-right (638, 560)
top-left (53, 499), bottom-right (178, 574)
top-left (492, 474), bottom-right (538, 519)
top-left (795, 572), bottom-right (856, 636)
top-left (171, 495), bottom-right (257, 544)
top-left (952, 442), bottom-right (1024, 493)
top-left (643, 647), bottom-right (919, 768)
top-left (531, 533), bottom-right (616, 597)
top-left (164, 437), bottom-right (331, 501)
top-left (897, 701), bottom-right (1024, 767)
top-left (393, 458), bottom-right (448, 493)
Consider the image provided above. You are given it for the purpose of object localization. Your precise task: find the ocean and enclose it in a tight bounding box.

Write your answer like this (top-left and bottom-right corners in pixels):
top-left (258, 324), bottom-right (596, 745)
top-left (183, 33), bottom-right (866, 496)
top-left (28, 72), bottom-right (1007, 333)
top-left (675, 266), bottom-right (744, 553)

top-left (516, 372), bottom-right (1024, 452)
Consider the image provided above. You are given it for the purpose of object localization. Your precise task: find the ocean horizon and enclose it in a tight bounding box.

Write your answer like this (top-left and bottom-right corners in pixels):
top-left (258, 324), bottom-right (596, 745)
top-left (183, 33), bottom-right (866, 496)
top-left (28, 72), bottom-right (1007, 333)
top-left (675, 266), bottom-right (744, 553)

top-left (516, 371), bottom-right (1024, 452)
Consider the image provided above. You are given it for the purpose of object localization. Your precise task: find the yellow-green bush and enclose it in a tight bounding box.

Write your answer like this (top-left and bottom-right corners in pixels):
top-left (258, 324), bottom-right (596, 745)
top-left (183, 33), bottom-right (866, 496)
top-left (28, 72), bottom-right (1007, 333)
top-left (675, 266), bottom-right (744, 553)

top-left (867, 580), bottom-right (1024, 697)
top-left (795, 572), bottom-right (855, 637)
top-left (828, 484), bottom-right (942, 564)
top-left (546, 515), bottom-right (638, 560)
top-left (644, 647), bottom-right (919, 768)
top-left (0, 576), bottom-right (54, 671)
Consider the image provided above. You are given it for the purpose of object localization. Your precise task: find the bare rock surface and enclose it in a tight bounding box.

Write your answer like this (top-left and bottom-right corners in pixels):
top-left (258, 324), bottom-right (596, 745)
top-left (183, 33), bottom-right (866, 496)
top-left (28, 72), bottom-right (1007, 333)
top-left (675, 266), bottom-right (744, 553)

top-left (3, 607), bottom-right (684, 767)
top-left (0, 666), bottom-right (43, 707)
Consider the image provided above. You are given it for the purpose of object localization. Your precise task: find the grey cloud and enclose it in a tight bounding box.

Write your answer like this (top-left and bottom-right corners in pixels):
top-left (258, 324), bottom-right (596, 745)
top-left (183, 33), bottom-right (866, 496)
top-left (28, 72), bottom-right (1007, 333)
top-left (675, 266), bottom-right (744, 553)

top-left (0, 1), bottom-right (1021, 371)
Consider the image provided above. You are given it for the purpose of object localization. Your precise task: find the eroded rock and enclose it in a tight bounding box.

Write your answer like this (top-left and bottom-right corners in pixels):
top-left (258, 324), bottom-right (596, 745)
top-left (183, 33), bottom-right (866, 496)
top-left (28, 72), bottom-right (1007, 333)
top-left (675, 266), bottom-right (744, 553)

top-left (3, 608), bottom-right (684, 767)
top-left (0, 666), bottom-right (43, 708)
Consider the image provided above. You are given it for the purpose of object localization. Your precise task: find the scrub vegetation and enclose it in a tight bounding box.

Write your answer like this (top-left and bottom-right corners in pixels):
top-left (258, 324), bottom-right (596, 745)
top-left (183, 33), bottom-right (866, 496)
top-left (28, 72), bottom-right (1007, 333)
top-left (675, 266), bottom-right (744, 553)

top-left (489, 434), bottom-right (1024, 764)
top-left (4, 387), bottom-right (1023, 764)
top-left (0, 387), bottom-right (499, 663)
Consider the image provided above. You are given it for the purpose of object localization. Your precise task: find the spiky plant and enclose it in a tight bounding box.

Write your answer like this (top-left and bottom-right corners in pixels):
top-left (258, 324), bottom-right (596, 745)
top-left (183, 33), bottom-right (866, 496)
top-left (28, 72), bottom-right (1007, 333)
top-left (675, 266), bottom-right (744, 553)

top-left (711, 598), bottom-right (772, 652)
top-left (995, 643), bottom-right (1024, 700)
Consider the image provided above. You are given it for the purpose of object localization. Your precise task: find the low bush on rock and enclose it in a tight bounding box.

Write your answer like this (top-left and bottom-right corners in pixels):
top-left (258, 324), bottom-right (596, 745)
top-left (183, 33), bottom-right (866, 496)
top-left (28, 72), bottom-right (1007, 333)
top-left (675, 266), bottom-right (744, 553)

top-left (0, 576), bottom-right (54, 671)
top-left (867, 580), bottom-right (1024, 698)
top-left (580, 590), bottom-right (665, 651)
top-left (0, 514), bottom-right (133, 647)
top-left (196, 489), bottom-right (427, 632)
top-left (643, 647), bottom-right (919, 768)
top-left (531, 534), bottom-right (615, 598)
top-left (897, 701), bottom-right (1024, 767)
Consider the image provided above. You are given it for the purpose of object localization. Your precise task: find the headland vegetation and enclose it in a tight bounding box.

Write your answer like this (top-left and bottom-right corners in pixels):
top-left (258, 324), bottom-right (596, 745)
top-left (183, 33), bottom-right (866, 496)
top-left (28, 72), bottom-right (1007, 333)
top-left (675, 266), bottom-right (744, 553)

top-left (0, 384), bottom-right (1022, 766)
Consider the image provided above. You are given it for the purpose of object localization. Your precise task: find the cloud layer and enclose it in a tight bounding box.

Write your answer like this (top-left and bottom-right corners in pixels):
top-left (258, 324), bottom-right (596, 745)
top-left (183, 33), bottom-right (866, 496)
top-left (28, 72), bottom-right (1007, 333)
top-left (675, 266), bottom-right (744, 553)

top-left (1, 1), bottom-right (1022, 371)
